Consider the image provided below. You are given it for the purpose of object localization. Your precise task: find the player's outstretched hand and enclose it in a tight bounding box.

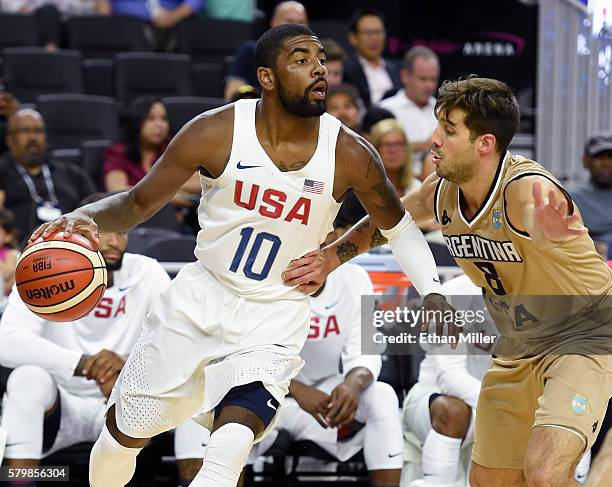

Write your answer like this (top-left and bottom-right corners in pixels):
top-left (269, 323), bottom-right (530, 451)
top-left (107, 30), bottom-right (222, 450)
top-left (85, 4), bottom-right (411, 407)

top-left (326, 382), bottom-right (359, 427)
top-left (532, 181), bottom-right (586, 242)
top-left (282, 248), bottom-right (330, 294)
top-left (82, 349), bottom-right (126, 385)
top-left (420, 293), bottom-right (460, 348)
top-left (28, 210), bottom-right (99, 247)
top-left (291, 381), bottom-right (332, 428)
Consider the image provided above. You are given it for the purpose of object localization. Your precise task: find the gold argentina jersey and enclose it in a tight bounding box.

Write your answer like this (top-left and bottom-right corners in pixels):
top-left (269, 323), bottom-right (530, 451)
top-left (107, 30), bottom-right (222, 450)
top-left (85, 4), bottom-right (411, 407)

top-left (434, 153), bottom-right (612, 355)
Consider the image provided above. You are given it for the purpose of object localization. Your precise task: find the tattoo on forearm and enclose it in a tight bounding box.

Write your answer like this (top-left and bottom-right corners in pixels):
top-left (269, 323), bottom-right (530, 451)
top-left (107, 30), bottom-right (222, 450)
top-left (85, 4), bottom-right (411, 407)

top-left (354, 219), bottom-right (371, 234)
top-left (371, 181), bottom-right (399, 211)
top-left (337, 241), bottom-right (359, 263)
top-left (370, 228), bottom-right (388, 248)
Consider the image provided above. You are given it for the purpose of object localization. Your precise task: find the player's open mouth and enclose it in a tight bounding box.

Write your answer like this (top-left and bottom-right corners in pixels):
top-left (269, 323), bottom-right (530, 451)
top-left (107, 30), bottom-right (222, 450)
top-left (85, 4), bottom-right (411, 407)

top-left (310, 82), bottom-right (327, 99)
top-left (431, 151), bottom-right (442, 163)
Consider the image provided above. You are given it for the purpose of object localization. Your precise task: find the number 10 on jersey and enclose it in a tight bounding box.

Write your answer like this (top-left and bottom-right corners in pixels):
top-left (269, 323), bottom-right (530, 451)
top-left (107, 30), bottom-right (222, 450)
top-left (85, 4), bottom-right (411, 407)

top-left (230, 226), bottom-right (282, 281)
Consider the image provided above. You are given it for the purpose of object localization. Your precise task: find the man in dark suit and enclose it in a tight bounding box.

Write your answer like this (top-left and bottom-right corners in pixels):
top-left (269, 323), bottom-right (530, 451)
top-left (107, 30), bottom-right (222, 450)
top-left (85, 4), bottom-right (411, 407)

top-left (343, 8), bottom-right (401, 108)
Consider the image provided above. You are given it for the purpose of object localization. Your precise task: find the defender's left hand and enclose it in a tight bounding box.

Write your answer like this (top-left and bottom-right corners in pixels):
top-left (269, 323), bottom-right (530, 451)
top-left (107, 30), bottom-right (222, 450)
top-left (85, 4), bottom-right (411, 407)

top-left (533, 182), bottom-right (586, 241)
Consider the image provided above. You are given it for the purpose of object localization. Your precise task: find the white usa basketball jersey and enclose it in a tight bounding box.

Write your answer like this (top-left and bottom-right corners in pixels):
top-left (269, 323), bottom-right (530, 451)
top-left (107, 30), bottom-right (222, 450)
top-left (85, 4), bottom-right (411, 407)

top-left (298, 264), bottom-right (381, 385)
top-left (195, 99), bottom-right (342, 301)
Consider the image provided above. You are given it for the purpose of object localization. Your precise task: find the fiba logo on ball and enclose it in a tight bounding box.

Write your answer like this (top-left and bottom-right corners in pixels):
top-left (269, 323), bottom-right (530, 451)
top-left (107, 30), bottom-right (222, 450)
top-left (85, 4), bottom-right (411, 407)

top-left (15, 232), bottom-right (107, 322)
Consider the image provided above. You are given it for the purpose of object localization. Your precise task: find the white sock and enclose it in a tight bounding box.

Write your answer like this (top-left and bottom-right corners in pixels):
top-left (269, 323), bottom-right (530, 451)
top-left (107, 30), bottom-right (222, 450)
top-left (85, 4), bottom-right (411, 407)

top-left (574, 449), bottom-right (591, 484)
top-left (89, 424), bottom-right (142, 487)
top-left (189, 423), bottom-right (254, 487)
top-left (421, 429), bottom-right (462, 484)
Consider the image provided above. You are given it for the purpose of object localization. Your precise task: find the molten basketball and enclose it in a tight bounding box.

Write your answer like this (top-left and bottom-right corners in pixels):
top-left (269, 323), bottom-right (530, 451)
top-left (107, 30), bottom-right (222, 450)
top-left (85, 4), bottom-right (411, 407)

top-left (15, 232), bottom-right (107, 322)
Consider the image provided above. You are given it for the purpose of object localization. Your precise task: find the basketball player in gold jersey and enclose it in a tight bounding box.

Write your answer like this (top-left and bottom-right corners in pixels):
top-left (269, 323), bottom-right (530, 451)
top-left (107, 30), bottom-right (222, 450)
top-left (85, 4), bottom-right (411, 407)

top-left (283, 77), bottom-right (612, 487)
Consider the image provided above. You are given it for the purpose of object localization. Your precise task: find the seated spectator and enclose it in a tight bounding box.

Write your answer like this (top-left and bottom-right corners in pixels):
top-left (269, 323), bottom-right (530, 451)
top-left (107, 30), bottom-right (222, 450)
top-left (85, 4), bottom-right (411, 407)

top-left (103, 96), bottom-right (200, 209)
top-left (98, 0), bottom-right (202, 50)
top-left (0, 109), bottom-right (96, 247)
top-left (251, 263), bottom-right (403, 487)
top-left (326, 83), bottom-right (362, 133)
top-left (0, 89), bottom-right (20, 156)
top-left (567, 134), bottom-right (612, 256)
top-left (380, 46), bottom-right (440, 180)
top-left (361, 105), bottom-right (395, 138)
top-left (335, 119), bottom-right (423, 230)
top-left (344, 8), bottom-right (401, 107)
top-left (0, 194), bottom-right (208, 484)
top-left (200, 0), bottom-right (255, 23)
top-left (224, 1), bottom-right (308, 100)
top-left (321, 38), bottom-right (347, 88)
top-left (0, 208), bottom-right (18, 296)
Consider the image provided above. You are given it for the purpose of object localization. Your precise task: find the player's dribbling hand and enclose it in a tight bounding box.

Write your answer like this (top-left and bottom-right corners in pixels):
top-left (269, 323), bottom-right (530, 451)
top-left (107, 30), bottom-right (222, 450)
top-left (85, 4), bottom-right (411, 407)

top-left (28, 210), bottom-right (100, 248)
top-left (282, 249), bottom-right (330, 294)
top-left (420, 293), bottom-right (460, 349)
top-left (291, 382), bottom-right (332, 428)
top-left (532, 181), bottom-right (586, 242)
top-left (82, 349), bottom-right (126, 386)
top-left (325, 382), bottom-right (359, 427)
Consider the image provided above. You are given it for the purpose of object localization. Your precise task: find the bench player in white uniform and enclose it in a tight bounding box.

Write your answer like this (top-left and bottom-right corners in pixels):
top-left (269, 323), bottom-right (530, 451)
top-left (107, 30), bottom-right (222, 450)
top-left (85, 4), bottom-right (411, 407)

top-left (255, 263), bottom-right (403, 486)
top-left (0, 200), bottom-right (170, 476)
top-left (31, 24), bottom-right (451, 487)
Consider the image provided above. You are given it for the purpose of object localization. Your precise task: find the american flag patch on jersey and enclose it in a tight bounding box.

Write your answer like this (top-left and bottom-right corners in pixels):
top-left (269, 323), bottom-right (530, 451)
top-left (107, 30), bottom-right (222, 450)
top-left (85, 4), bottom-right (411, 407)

top-left (303, 179), bottom-right (324, 194)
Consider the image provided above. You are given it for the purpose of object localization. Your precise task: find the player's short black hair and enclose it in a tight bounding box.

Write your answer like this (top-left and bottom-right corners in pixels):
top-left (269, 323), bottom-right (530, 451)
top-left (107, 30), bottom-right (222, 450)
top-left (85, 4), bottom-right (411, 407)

top-left (349, 7), bottom-right (385, 34)
top-left (254, 23), bottom-right (317, 70)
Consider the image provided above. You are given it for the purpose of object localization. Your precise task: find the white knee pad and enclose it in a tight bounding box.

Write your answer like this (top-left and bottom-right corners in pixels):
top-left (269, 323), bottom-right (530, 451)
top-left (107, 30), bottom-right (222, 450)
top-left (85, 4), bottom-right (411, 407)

top-left (174, 419), bottom-right (210, 460)
top-left (1, 365), bottom-right (58, 459)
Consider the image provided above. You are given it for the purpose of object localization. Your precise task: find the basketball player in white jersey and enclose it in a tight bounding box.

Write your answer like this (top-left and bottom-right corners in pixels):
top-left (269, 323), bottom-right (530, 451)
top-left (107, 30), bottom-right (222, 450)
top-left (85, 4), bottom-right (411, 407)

top-left (0, 195), bottom-right (170, 476)
top-left (30, 24), bottom-right (450, 487)
top-left (253, 263), bottom-right (403, 486)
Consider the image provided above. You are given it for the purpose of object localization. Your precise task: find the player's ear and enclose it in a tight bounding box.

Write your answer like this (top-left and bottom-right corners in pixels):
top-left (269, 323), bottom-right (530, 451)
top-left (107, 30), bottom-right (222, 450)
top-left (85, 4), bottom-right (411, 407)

top-left (257, 67), bottom-right (275, 92)
top-left (478, 134), bottom-right (497, 155)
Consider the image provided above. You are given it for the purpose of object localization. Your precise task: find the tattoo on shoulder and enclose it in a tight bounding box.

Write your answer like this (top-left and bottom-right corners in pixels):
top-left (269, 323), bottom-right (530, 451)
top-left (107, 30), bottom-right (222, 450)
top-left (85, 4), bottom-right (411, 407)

top-left (370, 228), bottom-right (388, 249)
top-left (336, 241), bottom-right (359, 263)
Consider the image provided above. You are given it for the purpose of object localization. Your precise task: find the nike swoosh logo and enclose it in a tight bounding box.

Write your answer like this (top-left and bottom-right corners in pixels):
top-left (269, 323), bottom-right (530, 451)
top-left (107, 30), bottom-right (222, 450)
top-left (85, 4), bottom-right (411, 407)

top-left (237, 161), bottom-right (262, 169)
top-left (266, 399), bottom-right (277, 410)
top-left (118, 287), bottom-right (130, 292)
top-left (388, 452), bottom-right (402, 458)
top-left (433, 278), bottom-right (440, 283)
top-left (5, 441), bottom-right (27, 447)
top-left (324, 301), bottom-right (340, 310)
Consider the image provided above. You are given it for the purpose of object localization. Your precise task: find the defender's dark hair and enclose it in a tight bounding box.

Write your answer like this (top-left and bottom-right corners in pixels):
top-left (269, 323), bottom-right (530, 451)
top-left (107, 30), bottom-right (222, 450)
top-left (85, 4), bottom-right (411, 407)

top-left (254, 23), bottom-right (317, 71)
top-left (349, 8), bottom-right (385, 34)
top-left (435, 76), bottom-right (520, 154)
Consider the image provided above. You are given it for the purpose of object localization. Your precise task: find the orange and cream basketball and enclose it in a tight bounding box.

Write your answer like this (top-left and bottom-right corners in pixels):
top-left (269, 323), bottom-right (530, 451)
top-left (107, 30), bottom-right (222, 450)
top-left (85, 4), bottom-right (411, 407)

top-left (15, 232), bottom-right (107, 322)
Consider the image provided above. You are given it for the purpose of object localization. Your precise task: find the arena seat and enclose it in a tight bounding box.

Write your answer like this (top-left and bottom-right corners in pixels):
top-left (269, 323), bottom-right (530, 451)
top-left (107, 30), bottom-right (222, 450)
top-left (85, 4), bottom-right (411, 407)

top-left (192, 62), bottom-right (225, 98)
top-left (176, 18), bottom-right (253, 63)
top-left (115, 52), bottom-right (193, 104)
top-left (81, 139), bottom-right (114, 190)
top-left (161, 96), bottom-right (225, 136)
top-left (142, 234), bottom-right (197, 262)
top-left (37, 94), bottom-right (119, 151)
top-left (66, 15), bottom-right (150, 60)
top-left (0, 13), bottom-right (38, 51)
top-left (2, 48), bottom-right (82, 103)
top-left (82, 58), bottom-right (115, 98)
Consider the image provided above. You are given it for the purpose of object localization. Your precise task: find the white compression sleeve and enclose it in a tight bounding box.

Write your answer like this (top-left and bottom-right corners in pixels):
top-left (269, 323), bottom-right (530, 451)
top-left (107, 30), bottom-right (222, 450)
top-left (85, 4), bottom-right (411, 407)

top-left (379, 211), bottom-right (443, 297)
top-left (89, 425), bottom-right (141, 487)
